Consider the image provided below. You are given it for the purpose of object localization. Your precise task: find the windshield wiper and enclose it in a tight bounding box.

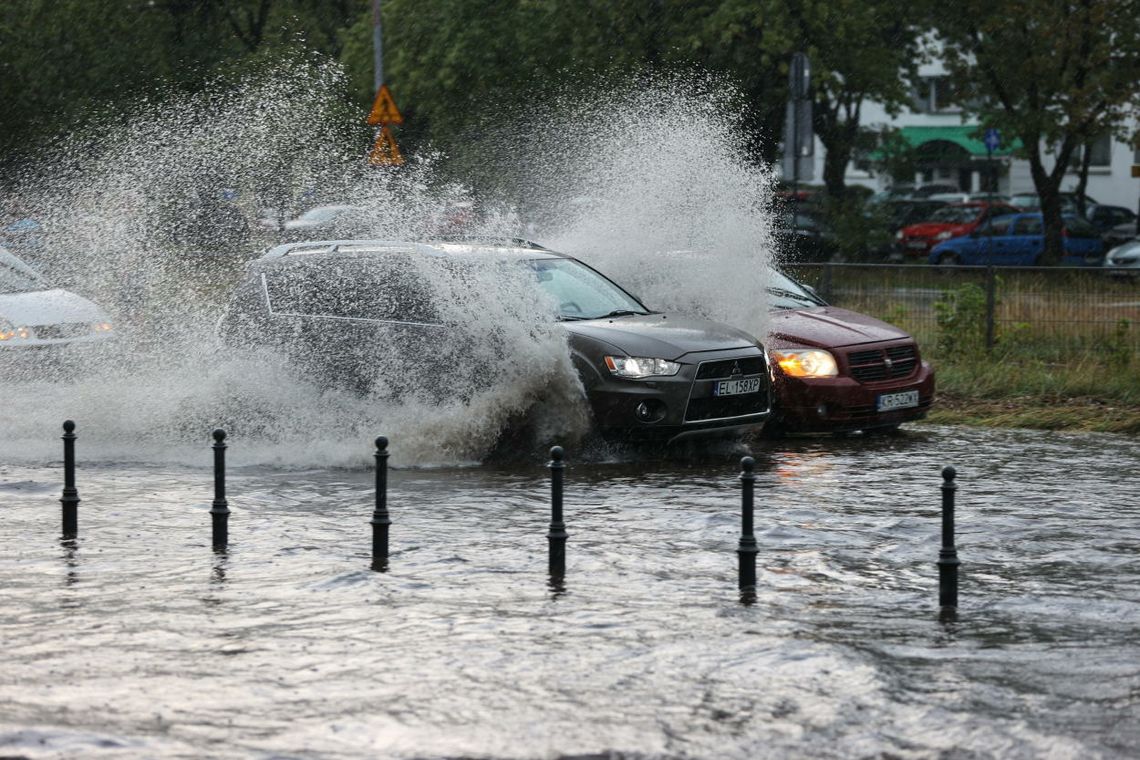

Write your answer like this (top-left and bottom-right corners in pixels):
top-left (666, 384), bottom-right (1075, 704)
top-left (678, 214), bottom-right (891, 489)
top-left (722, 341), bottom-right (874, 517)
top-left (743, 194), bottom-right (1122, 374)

top-left (767, 287), bottom-right (823, 306)
top-left (595, 309), bottom-right (649, 319)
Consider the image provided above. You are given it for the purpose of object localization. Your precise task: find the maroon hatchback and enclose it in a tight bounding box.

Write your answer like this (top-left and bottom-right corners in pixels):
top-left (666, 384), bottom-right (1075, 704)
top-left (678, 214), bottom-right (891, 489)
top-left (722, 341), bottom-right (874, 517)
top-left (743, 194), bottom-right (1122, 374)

top-left (762, 271), bottom-right (935, 435)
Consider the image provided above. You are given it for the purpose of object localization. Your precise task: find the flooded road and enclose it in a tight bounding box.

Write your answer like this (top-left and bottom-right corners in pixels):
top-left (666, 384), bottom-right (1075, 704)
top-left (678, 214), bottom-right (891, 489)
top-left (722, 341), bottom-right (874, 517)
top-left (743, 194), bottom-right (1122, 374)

top-left (1, 425), bottom-right (1137, 759)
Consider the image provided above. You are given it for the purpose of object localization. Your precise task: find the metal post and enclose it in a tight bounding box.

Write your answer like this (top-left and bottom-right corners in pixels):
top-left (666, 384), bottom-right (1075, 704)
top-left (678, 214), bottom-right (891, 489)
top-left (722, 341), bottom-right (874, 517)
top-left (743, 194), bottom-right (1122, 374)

top-left (60, 420), bottom-right (79, 537)
top-left (371, 436), bottom-right (391, 570)
top-left (210, 429), bottom-right (229, 549)
top-left (985, 265), bottom-right (996, 351)
top-left (937, 465), bottom-right (960, 609)
top-left (737, 456), bottom-right (758, 600)
top-left (547, 446), bottom-right (567, 578)
top-left (372, 0), bottom-right (384, 90)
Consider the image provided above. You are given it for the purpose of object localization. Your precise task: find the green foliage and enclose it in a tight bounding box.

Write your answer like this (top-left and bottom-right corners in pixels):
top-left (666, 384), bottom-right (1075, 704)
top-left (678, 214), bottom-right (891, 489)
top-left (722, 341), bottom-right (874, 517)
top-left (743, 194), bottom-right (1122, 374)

top-left (1104, 319), bottom-right (1134, 370)
top-left (933, 282), bottom-right (988, 356)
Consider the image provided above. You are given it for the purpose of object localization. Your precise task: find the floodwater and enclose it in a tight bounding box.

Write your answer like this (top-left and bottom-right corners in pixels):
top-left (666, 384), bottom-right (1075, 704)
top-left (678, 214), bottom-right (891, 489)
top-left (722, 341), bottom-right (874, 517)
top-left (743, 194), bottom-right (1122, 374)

top-left (1, 424), bottom-right (1137, 759)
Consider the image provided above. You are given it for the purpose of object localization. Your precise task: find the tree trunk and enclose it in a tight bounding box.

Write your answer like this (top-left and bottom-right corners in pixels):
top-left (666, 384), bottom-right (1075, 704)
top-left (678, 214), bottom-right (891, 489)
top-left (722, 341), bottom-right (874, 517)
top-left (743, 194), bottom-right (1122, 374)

top-left (1073, 139), bottom-right (1093, 217)
top-left (1026, 137), bottom-right (1078, 265)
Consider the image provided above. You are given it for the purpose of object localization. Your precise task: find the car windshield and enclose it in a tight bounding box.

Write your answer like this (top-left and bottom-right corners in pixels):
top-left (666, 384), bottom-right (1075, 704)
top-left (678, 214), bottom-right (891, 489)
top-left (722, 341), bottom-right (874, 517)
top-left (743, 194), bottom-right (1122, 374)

top-left (297, 207), bottom-right (352, 223)
top-left (929, 206), bottom-right (981, 224)
top-left (524, 258), bottom-right (649, 320)
top-left (766, 270), bottom-right (826, 310)
top-left (0, 248), bottom-right (47, 294)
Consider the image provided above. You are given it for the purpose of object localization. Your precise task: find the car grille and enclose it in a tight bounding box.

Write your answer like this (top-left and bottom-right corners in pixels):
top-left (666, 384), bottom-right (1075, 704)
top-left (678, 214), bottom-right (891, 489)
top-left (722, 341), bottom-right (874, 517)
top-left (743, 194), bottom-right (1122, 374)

top-left (32, 323), bottom-right (93, 340)
top-left (847, 344), bottom-right (918, 382)
top-left (695, 357), bottom-right (767, 379)
top-left (685, 389), bottom-right (770, 422)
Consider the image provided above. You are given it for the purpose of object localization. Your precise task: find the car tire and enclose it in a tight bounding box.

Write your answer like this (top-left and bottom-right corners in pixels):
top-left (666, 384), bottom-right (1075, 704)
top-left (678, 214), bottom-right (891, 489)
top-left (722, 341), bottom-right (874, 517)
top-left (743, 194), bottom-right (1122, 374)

top-left (936, 252), bottom-right (961, 273)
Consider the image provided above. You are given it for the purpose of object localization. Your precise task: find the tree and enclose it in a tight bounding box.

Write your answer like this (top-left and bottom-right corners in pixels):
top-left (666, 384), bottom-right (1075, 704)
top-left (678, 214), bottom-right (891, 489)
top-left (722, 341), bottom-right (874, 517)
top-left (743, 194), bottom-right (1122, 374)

top-left (775, 0), bottom-right (932, 199)
top-left (937, 0), bottom-right (1140, 264)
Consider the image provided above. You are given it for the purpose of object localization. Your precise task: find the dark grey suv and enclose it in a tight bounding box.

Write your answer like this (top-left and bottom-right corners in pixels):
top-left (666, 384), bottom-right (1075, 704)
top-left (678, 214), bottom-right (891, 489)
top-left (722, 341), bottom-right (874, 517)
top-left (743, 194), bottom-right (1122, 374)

top-left (217, 240), bottom-right (771, 443)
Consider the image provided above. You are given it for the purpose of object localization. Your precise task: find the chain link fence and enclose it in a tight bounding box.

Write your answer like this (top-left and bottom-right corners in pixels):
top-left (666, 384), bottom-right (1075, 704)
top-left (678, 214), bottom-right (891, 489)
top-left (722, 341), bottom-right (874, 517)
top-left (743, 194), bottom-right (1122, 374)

top-left (783, 263), bottom-right (1140, 361)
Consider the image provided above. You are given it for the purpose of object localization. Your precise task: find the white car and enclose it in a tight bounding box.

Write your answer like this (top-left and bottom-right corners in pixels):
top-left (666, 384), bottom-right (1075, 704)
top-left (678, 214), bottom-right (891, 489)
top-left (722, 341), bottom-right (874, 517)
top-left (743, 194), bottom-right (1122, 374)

top-left (0, 246), bottom-right (115, 350)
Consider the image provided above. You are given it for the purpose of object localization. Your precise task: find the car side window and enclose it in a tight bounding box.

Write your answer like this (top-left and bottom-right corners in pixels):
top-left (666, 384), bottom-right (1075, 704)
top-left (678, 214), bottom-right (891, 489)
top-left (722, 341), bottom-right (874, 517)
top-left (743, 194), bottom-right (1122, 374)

top-left (265, 255), bottom-right (439, 323)
top-left (1012, 216), bottom-right (1043, 235)
top-left (983, 216), bottom-right (1015, 236)
top-left (1064, 216), bottom-right (1099, 239)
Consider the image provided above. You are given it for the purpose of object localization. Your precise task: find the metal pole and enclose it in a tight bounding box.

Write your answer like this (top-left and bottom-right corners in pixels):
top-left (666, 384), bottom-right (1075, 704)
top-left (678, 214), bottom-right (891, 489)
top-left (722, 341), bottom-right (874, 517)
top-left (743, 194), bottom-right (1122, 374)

top-left (985, 265), bottom-right (996, 351)
top-left (937, 465), bottom-right (960, 609)
top-left (372, 0), bottom-right (384, 90)
top-left (60, 420), bottom-right (79, 537)
top-left (737, 456), bottom-right (758, 600)
top-left (210, 429), bottom-right (229, 550)
top-left (547, 446), bottom-right (567, 578)
top-left (371, 436), bottom-right (391, 570)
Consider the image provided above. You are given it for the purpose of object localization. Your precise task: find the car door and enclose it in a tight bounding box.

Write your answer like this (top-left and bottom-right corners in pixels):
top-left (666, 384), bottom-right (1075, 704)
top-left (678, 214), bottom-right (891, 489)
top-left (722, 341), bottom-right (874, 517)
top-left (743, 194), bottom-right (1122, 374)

top-left (1007, 215), bottom-right (1044, 265)
top-left (973, 215), bottom-right (1016, 264)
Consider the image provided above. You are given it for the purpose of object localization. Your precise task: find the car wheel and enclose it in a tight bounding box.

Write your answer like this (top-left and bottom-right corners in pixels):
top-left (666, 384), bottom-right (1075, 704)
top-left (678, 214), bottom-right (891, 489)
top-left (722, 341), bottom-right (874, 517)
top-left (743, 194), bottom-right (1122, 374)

top-left (936, 252), bottom-right (961, 272)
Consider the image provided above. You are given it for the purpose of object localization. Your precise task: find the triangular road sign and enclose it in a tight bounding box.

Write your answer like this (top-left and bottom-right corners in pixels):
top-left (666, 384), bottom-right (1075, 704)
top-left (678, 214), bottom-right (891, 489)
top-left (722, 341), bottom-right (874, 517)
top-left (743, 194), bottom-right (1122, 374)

top-left (368, 125), bottom-right (404, 166)
top-left (367, 84), bottom-right (404, 126)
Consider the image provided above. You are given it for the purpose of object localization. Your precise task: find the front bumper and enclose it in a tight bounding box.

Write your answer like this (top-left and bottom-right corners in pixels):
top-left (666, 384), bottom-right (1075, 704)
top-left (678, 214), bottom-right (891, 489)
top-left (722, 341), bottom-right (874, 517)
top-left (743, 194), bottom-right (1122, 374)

top-left (587, 347), bottom-right (772, 443)
top-left (771, 358), bottom-right (936, 434)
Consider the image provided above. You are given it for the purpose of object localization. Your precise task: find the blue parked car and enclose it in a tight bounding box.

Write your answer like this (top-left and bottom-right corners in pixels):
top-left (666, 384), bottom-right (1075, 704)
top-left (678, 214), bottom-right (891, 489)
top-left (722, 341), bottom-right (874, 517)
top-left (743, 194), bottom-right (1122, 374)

top-left (929, 212), bottom-right (1103, 266)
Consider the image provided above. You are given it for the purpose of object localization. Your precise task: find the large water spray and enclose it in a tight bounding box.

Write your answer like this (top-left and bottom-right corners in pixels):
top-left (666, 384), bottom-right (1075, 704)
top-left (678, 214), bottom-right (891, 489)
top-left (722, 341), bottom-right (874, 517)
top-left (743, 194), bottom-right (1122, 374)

top-left (1, 63), bottom-right (779, 467)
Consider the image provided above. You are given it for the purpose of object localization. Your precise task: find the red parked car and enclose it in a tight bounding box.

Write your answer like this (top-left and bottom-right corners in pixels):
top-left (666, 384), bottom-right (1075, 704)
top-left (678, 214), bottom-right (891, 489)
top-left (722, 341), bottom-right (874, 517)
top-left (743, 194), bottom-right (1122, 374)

top-left (895, 201), bottom-right (1016, 257)
top-left (763, 271), bottom-right (935, 436)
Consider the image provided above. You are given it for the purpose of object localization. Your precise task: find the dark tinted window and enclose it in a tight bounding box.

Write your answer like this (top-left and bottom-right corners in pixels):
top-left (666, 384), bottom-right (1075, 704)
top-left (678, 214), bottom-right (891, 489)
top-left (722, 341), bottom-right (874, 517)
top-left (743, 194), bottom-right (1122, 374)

top-left (982, 216), bottom-right (1016, 236)
top-left (1012, 216), bottom-right (1043, 235)
top-left (1063, 216), bottom-right (1099, 239)
top-left (264, 253), bottom-right (439, 323)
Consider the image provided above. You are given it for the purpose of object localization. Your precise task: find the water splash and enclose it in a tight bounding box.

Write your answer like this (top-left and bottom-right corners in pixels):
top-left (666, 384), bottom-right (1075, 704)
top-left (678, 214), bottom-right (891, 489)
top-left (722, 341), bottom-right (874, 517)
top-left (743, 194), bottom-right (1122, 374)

top-left (1, 64), bottom-right (777, 467)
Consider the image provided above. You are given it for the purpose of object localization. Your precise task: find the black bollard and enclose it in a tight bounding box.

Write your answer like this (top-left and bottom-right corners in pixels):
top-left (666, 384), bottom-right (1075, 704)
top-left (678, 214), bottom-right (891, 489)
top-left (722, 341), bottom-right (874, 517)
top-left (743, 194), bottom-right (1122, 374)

top-left (737, 456), bottom-right (758, 599)
top-left (210, 429), bottom-right (230, 549)
top-left (60, 420), bottom-right (80, 537)
top-left (547, 446), bottom-right (568, 578)
top-left (937, 465), bottom-right (960, 609)
top-left (370, 436), bottom-right (391, 569)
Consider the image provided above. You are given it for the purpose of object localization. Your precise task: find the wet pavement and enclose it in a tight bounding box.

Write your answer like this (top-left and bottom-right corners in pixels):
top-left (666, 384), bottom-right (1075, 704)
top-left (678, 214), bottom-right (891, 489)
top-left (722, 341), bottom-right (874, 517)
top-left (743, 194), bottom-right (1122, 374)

top-left (1, 425), bottom-right (1138, 759)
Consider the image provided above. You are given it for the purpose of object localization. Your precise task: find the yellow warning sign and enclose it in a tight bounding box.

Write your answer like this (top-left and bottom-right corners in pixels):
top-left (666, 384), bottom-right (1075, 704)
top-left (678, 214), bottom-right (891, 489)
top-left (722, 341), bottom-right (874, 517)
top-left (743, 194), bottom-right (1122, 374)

top-left (368, 125), bottom-right (404, 166)
top-left (366, 84), bottom-right (403, 126)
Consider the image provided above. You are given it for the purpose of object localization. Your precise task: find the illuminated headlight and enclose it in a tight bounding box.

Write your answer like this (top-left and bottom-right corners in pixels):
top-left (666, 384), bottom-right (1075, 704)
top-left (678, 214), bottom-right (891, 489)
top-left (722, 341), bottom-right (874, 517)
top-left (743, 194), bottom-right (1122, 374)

top-left (92, 321), bottom-right (114, 332)
top-left (935, 230), bottom-right (954, 240)
top-left (604, 355), bottom-right (681, 379)
top-left (0, 319), bottom-right (32, 342)
top-left (769, 348), bottom-right (838, 378)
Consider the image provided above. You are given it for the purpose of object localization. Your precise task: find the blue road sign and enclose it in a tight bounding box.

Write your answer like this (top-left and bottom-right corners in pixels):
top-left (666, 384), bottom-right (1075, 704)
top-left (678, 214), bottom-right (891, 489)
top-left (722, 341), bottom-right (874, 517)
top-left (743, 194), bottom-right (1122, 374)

top-left (984, 128), bottom-right (1001, 152)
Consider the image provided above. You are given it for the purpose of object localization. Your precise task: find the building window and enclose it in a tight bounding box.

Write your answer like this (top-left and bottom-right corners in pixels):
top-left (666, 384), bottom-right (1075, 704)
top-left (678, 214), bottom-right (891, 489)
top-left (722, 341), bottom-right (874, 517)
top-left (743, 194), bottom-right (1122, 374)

top-left (1068, 133), bottom-right (1112, 170)
top-left (912, 76), bottom-right (960, 114)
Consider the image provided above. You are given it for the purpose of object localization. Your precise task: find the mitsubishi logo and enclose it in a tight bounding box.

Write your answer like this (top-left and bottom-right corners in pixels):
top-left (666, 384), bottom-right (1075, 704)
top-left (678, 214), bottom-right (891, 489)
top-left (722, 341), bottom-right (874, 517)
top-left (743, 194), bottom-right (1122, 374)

top-left (730, 361), bottom-right (743, 376)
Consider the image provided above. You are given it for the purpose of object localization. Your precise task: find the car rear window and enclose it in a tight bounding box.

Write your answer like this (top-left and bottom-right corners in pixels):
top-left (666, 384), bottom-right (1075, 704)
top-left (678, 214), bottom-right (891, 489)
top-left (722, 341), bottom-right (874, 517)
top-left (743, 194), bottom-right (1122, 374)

top-left (264, 254), bottom-right (439, 323)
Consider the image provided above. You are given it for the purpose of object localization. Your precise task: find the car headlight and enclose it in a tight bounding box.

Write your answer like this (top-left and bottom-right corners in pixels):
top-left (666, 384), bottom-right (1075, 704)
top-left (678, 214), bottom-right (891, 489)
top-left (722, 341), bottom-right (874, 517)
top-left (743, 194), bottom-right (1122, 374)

top-left (894, 230), bottom-right (904, 240)
top-left (92, 321), bottom-right (114, 332)
top-left (604, 355), bottom-right (681, 378)
top-left (935, 230), bottom-right (954, 240)
top-left (769, 348), bottom-right (838, 378)
top-left (0, 319), bottom-right (33, 342)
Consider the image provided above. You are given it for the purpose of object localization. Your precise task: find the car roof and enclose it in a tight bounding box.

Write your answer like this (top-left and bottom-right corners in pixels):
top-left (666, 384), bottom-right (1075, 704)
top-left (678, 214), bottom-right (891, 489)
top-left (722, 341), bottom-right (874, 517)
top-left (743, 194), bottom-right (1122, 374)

top-left (257, 238), bottom-right (564, 263)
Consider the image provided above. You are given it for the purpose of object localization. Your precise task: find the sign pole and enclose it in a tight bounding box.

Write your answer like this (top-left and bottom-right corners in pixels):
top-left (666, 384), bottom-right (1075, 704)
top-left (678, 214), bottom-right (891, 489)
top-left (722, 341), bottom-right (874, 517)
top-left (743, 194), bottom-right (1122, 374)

top-left (372, 0), bottom-right (384, 91)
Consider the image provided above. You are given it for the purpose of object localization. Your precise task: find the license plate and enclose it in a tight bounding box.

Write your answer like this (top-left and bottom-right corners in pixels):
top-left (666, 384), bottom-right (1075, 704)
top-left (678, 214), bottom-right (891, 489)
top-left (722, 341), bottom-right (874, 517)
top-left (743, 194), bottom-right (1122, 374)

top-left (714, 377), bottom-right (761, 397)
top-left (876, 389), bottom-right (919, 412)
top-left (906, 241), bottom-right (926, 250)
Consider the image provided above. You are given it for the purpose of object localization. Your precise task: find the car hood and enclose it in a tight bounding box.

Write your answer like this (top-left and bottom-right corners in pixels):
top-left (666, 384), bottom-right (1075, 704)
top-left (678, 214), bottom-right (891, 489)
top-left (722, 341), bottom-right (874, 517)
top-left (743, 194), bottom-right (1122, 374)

top-left (0, 289), bottom-right (110, 326)
top-left (766, 306), bottom-right (909, 349)
top-left (563, 314), bottom-right (758, 360)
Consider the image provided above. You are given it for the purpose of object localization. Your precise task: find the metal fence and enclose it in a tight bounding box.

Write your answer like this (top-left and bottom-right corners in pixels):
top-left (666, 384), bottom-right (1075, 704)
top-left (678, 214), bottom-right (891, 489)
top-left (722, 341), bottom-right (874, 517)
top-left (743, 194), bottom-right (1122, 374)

top-left (783, 263), bottom-right (1140, 359)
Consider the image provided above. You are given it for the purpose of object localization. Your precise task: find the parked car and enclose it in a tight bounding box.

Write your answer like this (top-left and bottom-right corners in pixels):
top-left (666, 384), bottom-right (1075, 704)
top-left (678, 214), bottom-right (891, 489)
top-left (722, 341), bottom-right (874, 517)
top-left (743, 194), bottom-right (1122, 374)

top-left (1008, 192), bottom-right (1099, 214)
top-left (895, 201), bottom-right (1017, 258)
top-left (0, 245), bottom-right (115, 358)
top-left (218, 239), bottom-right (773, 444)
top-left (763, 269), bottom-right (935, 436)
top-left (929, 213), bottom-right (1103, 266)
top-left (1086, 205), bottom-right (1138, 249)
top-left (1104, 236), bottom-right (1140, 278)
top-left (884, 199), bottom-right (950, 234)
top-left (774, 210), bottom-right (839, 262)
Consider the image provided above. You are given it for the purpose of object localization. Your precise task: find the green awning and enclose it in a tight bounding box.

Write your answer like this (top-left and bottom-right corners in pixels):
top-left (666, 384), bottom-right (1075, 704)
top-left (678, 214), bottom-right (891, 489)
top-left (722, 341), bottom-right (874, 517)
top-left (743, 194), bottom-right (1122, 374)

top-left (898, 125), bottom-right (1022, 157)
